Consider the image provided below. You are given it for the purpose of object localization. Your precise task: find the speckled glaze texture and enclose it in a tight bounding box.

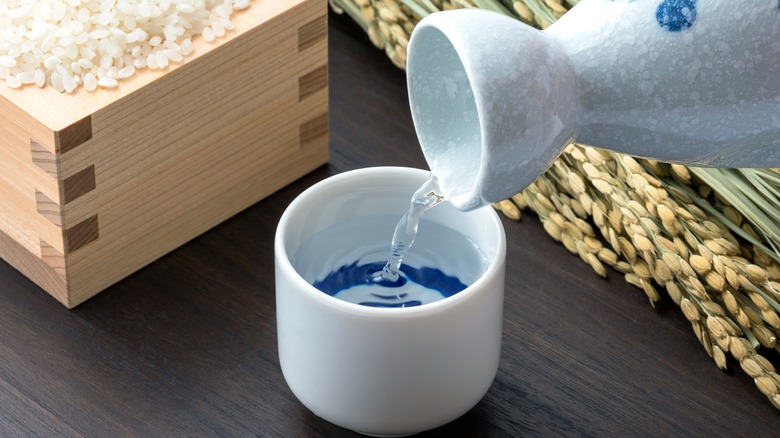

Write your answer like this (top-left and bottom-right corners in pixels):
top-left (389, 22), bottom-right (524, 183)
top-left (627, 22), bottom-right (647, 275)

top-left (407, 12), bottom-right (578, 210)
top-left (407, 0), bottom-right (780, 210)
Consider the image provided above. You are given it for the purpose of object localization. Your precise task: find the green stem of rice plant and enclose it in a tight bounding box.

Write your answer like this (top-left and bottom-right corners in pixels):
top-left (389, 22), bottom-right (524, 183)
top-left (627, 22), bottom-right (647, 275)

top-left (399, 0), bottom-right (437, 17)
top-left (666, 175), bottom-right (780, 265)
top-left (472, 0), bottom-right (515, 15)
top-left (693, 168), bottom-right (780, 262)
top-left (522, 0), bottom-right (557, 24)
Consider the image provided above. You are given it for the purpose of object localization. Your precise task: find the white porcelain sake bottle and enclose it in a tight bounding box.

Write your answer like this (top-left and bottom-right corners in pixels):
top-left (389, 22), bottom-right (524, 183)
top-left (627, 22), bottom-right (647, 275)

top-left (406, 0), bottom-right (780, 210)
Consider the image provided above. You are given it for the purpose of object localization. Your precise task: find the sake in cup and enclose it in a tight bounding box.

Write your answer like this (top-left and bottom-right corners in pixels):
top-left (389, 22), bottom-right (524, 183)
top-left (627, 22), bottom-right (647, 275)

top-left (275, 166), bottom-right (506, 436)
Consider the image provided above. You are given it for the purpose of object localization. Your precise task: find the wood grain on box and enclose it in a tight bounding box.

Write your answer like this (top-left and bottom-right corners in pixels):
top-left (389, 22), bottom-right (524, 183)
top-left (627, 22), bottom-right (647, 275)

top-left (300, 113), bottom-right (329, 150)
top-left (0, 0), bottom-right (328, 307)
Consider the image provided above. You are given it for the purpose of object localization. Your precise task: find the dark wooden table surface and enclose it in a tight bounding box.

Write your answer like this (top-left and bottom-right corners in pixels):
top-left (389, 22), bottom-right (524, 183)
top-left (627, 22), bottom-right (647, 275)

top-left (2, 12), bottom-right (779, 437)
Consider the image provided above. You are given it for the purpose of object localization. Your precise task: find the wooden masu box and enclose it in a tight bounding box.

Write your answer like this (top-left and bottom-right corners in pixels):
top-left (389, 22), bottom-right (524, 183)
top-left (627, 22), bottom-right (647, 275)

top-left (0, 0), bottom-right (328, 307)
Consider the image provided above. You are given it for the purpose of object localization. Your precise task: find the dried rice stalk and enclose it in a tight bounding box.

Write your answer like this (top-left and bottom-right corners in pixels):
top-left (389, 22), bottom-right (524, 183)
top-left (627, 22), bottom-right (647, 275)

top-left (508, 142), bottom-right (780, 409)
top-left (330, 0), bottom-right (780, 409)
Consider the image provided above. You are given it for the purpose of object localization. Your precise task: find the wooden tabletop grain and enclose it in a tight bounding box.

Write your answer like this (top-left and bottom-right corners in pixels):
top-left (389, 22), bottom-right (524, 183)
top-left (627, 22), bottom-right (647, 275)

top-left (1, 12), bottom-right (779, 437)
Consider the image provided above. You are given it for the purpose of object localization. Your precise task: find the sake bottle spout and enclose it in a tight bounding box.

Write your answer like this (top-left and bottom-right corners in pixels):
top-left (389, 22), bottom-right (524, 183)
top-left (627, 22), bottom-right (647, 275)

top-left (406, 9), bottom-right (579, 211)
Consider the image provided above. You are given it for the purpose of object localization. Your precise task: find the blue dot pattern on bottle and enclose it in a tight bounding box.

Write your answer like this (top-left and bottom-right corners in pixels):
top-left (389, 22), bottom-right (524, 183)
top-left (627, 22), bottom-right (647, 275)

top-left (313, 261), bottom-right (468, 308)
top-left (606, 0), bottom-right (699, 32)
top-left (655, 0), bottom-right (697, 31)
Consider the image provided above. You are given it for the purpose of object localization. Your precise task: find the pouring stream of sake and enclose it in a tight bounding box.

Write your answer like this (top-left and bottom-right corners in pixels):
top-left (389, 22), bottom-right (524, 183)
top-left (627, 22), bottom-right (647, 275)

top-left (375, 174), bottom-right (444, 283)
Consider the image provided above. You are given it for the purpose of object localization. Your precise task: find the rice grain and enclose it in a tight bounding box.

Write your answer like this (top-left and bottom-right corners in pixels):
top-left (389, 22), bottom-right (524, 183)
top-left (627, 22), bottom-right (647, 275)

top-left (0, 0), bottom-right (252, 93)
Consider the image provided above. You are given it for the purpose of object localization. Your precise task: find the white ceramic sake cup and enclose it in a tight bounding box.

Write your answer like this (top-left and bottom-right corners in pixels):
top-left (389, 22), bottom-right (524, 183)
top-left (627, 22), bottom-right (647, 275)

top-left (275, 167), bottom-right (506, 436)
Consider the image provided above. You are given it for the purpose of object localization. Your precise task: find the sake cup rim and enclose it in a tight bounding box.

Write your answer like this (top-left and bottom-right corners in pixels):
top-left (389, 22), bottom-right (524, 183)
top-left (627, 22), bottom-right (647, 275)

top-left (275, 166), bottom-right (506, 318)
